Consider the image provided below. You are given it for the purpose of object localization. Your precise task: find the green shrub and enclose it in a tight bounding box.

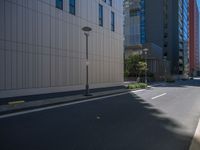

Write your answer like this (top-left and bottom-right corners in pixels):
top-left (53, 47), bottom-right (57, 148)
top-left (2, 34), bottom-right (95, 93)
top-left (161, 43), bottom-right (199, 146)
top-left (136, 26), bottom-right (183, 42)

top-left (181, 78), bottom-right (188, 81)
top-left (124, 54), bottom-right (147, 77)
top-left (128, 83), bottom-right (147, 89)
top-left (124, 69), bottom-right (129, 77)
top-left (166, 79), bottom-right (175, 83)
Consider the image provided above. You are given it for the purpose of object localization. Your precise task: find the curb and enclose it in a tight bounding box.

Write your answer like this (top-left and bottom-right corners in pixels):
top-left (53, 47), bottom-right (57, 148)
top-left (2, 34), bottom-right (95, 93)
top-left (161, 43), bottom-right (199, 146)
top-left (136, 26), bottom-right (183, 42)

top-left (189, 119), bottom-right (200, 150)
top-left (0, 89), bottom-right (129, 116)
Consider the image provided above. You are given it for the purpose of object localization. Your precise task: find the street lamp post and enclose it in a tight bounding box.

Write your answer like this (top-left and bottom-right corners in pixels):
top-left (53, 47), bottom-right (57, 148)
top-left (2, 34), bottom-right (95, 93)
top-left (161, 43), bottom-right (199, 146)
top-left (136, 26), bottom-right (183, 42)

top-left (143, 48), bottom-right (148, 85)
top-left (163, 56), bottom-right (167, 81)
top-left (82, 26), bottom-right (92, 96)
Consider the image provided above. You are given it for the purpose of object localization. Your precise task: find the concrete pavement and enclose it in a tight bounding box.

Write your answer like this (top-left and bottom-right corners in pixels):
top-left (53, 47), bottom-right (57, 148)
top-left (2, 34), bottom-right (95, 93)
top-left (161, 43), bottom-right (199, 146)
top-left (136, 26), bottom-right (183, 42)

top-left (0, 79), bottom-right (200, 150)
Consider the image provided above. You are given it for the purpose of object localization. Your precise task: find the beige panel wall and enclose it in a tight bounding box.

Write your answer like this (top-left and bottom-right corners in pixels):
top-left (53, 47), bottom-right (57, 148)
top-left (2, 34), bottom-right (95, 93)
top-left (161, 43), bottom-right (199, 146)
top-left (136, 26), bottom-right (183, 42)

top-left (0, 0), bottom-right (124, 98)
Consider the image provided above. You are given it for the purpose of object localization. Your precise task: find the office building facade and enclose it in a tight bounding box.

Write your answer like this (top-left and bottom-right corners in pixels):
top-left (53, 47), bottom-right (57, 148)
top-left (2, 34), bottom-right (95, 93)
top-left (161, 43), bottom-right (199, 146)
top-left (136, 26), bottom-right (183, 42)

top-left (189, 0), bottom-right (199, 75)
top-left (124, 0), bottom-right (189, 75)
top-left (0, 0), bottom-right (124, 98)
top-left (124, 0), bottom-right (165, 50)
top-left (123, 0), bottom-right (165, 79)
top-left (124, 0), bottom-right (146, 47)
top-left (162, 0), bottom-right (189, 75)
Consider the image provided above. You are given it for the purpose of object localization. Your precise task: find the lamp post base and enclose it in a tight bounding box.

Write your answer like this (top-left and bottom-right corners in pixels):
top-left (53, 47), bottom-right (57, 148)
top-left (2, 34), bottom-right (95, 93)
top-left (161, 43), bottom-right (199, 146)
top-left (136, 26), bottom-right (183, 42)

top-left (84, 94), bottom-right (92, 96)
top-left (145, 80), bottom-right (147, 85)
top-left (84, 84), bottom-right (92, 96)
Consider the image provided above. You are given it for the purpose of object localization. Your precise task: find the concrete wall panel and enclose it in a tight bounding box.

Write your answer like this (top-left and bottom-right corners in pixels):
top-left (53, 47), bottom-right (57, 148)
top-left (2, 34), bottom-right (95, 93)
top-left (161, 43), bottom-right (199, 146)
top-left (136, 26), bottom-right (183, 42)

top-left (0, 0), bottom-right (124, 98)
top-left (0, 1), bottom-right (4, 40)
top-left (0, 41), bottom-right (5, 90)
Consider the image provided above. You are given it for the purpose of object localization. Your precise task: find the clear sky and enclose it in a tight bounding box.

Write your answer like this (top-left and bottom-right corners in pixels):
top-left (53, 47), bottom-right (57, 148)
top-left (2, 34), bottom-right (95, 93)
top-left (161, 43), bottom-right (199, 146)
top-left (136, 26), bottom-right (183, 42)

top-left (197, 0), bottom-right (200, 8)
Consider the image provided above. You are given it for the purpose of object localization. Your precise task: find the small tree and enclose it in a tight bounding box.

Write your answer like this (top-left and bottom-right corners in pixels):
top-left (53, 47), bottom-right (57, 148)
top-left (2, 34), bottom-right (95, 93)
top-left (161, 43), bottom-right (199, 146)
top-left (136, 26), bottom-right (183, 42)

top-left (125, 54), bottom-right (144, 77)
top-left (137, 61), bottom-right (147, 77)
top-left (124, 54), bottom-right (147, 80)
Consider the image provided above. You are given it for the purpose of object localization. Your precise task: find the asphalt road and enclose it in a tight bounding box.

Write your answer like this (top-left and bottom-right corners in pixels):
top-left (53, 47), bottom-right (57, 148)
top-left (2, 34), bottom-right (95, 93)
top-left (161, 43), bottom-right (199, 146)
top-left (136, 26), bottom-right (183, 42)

top-left (1, 79), bottom-right (200, 150)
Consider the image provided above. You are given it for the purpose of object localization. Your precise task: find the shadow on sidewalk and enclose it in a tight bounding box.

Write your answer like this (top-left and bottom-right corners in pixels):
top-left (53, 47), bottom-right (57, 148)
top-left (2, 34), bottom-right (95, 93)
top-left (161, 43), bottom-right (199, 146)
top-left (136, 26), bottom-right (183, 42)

top-left (153, 78), bottom-right (200, 88)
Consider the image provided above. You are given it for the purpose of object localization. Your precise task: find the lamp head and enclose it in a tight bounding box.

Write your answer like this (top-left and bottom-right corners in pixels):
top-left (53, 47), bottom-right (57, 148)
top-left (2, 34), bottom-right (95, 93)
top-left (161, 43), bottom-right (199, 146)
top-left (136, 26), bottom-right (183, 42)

top-left (82, 26), bottom-right (92, 32)
top-left (143, 48), bottom-right (148, 52)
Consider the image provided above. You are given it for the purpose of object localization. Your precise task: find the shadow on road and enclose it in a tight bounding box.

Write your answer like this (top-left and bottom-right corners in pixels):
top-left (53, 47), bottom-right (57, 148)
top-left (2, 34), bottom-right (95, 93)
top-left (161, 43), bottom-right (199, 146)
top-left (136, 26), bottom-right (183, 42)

top-left (154, 78), bottom-right (200, 88)
top-left (0, 93), bottom-right (199, 150)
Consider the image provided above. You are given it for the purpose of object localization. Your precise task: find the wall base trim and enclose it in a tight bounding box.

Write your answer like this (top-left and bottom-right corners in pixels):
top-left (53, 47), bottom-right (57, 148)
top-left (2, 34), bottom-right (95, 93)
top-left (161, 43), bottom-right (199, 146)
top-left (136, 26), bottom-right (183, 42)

top-left (0, 82), bottom-right (123, 99)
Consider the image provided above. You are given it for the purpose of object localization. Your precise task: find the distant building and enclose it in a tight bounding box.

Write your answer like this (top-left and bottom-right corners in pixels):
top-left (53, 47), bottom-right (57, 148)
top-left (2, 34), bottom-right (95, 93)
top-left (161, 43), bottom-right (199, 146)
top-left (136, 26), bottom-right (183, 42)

top-left (124, 0), bottom-right (146, 47)
top-left (0, 0), bottom-right (124, 98)
top-left (163, 0), bottom-right (189, 75)
top-left (189, 0), bottom-right (200, 76)
top-left (123, 0), bottom-right (165, 80)
top-left (124, 0), bottom-right (189, 76)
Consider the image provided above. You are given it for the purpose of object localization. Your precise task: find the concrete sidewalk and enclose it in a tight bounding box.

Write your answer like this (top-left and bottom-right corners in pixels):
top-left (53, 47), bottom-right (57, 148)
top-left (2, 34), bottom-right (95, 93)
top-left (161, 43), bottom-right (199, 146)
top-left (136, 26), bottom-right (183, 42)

top-left (0, 87), bottom-right (129, 115)
top-left (0, 81), bottom-right (166, 115)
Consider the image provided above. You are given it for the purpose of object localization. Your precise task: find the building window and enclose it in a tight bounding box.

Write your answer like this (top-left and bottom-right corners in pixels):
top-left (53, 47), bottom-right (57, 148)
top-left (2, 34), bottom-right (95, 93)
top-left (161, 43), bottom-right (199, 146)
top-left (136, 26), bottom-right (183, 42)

top-left (99, 4), bottom-right (103, 27)
top-left (164, 33), bottom-right (168, 38)
top-left (111, 11), bottom-right (115, 31)
top-left (69, 0), bottom-right (76, 15)
top-left (140, 0), bottom-right (145, 44)
top-left (56, 0), bottom-right (63, 10)
top-left (164, 42), bottom-right (168, 47)
top-left (130, 9), bottom-right (140, 17)
top-left (109, 0), bottom-right (112, 6)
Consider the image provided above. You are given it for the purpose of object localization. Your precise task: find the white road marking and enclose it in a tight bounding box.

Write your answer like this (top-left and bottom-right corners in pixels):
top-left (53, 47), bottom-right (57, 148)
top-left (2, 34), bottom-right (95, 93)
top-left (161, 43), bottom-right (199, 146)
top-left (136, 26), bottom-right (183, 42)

top-left (151, 93), bottom-right (167, 100)
top-left (150, 83), bottom-right (166, 87)
top-left (131, 89), bottom-right (146, 93)
top-left (96, 116), bottom-right (101, 120)
top-left (189, 119), bottom-right (200, 150)
top-left (8, 100), bottom-right (25, 105)
top-left (0, 92), bottom-right (128, 119)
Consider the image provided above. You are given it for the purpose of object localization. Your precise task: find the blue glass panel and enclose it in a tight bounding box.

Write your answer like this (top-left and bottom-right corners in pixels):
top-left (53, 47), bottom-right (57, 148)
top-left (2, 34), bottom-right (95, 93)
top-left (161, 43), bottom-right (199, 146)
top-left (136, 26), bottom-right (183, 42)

top-left (69, 0), bottom-right (76, 15)
top-left (56, 0), bottom-right (63, 10)
top-left (99, 4), bottom-right (103, 26)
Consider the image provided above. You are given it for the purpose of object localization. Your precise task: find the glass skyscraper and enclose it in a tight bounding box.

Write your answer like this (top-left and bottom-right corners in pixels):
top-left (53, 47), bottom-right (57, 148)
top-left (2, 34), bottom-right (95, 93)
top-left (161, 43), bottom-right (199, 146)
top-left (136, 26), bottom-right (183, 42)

top-left (140, 0), bottom-right (145, 44)
top-left (178, 0), bottom-right (189, 74)
top-left (124, 0), bottom-right (146, 47)
top-left (163, 0), bottom-right (189, 75)
top-left (124, 0), bottom-right (190, 75)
